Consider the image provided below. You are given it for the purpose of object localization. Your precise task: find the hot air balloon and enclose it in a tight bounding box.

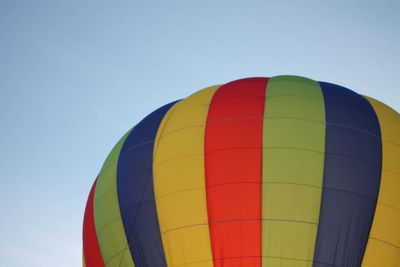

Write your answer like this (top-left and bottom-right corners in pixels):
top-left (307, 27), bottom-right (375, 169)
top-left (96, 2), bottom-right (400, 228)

top-left (83, 76), bottom-right (400, 267)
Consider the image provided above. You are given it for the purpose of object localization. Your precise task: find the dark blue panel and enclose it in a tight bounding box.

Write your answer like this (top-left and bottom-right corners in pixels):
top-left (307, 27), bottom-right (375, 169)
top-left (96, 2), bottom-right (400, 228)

top-left (313, 83), bottom-right (382, 267)
top-left (117, 101), bottom-right (179, 267)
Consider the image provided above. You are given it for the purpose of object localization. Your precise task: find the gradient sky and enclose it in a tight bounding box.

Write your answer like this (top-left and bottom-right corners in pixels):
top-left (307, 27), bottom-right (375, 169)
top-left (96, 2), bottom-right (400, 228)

top-left (1, 0), bottom-right (399, 266)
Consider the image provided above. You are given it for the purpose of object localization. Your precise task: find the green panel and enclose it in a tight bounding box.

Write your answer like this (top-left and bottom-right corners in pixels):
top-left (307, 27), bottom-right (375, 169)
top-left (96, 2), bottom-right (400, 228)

top-left (262, 76), bottom-right (325, 267)
top-left (94, 129), bottom-right (135, 267)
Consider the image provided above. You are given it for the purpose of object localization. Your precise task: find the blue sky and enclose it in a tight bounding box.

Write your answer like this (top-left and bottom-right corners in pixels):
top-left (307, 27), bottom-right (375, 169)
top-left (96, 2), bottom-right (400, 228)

top-left (1, 0), bottom-right (399, 266)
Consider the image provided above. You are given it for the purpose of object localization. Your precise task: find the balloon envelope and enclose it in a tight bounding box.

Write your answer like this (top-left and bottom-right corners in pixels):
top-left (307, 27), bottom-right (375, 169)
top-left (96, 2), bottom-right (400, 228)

top-left (83, 76), bottom-right (400, 267)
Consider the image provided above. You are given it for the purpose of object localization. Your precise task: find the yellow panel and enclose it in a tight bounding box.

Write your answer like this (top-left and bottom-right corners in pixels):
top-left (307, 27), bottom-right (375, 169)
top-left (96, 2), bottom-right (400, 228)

top-left (362, 97), bottom-right (400, 267)
top-left (153, 86), bottom-right (220, 267)
top-left (362, 239), bottom-right (399, 267)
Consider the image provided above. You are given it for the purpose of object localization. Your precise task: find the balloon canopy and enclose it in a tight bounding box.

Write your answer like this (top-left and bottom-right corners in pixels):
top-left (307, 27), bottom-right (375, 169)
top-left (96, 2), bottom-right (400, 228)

top-left (83, 76), bottom-right (400, 267)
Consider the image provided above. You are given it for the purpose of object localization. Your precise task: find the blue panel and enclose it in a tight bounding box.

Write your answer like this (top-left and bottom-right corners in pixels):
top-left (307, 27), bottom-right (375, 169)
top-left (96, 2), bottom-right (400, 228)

top-left (313, 83), bottom-right (382, 267)
top-left (117, 101), bottom-right (178, 267)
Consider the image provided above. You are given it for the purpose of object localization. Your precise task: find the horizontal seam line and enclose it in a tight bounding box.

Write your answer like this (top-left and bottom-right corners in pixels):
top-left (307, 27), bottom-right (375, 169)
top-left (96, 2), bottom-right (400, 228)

top-left (154, 184), bottom-right (375, 203)
top-left (260, 255), bottom-right (340, 266)
top-left (324, 187), bottom-right (377, 202)
top-left (154, 154), bottom-right (203, 167)
top-left (369, 237), bottom-right (400, 250)
top-left (119, 140), bottom-right (154, 157)
top-left (161, 218), bottom-right (318, 234)
top-left (156, 118), bottom-right (395, 147)
top-left (208, 116), bottom-right (325, 125)
top-left (206, 181), bottom-right (322, 189)
top-left (326, 153), bottom-right (381, 169)
top-left (263, 181), bottom-right (322, 188)
top-left (383, 139), bottom-right (400, 148)
top-left (159, 117), bottom-right (325, 139)
top-left (212, 93), bottom-right (323, 103)
top-left (159, 125), bottom-right (205, 139)
top-left (173, 256), bottom-right (339, 267)
top-left (266, 94), bottom-right (323, 102)
top-left (382, 168), bottom-right (400, 176)
top-left (156, 187), bottom-right (204, 200)
top-left (154, 149), bottom-right (380, 166)
top-left (206, 146), bottom-right (323, 155)
top-left (263, 147), bottom-right (323, 154)
top-left (327, 122), bottom-right (380, 138)
top-left (118, 168), bottom-right (152, 183)
top-left (376, 201), bottom-right (400, 212)
top-left (158, 115), bottom-right (324, 140)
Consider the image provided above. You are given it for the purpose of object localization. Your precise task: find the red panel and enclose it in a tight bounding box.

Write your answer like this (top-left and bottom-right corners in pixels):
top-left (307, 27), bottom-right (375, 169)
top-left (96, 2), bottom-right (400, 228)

top-left (83, 179), bottom-right (105, 267)
top-left (205, 78), bottom-right (268, 267)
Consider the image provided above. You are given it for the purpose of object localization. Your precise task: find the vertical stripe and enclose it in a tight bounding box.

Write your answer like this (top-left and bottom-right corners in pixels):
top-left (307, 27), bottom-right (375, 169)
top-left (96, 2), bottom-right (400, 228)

top-left (205, 78), bottom-right (268, 267)
top-left (83, 179), bottom-right (105, 267)
top-left (94, 130), bottom-right (135, 267)
top-left (313, 82), bottom-right (382, 267)
top-left (153, 86), bottom-right (219, 267)
top-left (262, 76), bottom-right (326, 267)
top-left (116, 102), bottom-right (178, 266)
top-left (362, 97), bottom-right (400, 267)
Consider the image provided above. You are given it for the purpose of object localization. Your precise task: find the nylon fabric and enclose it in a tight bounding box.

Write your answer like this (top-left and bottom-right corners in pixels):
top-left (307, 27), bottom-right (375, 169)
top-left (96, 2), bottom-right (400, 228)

top-left (83, 76), bottom-right (400, 267)
top-left (205, 78), bottom-right (268, 267)
top-left (153, 86), bottom-right (219, 267)
top-left (313, 82), bottom-right (382, 267)
top-left (83, 179), bottom-right (105, 267)
top-left (117, 102), bottom-right (178, 266)
top-left (262, 76), bottom-right (326, 267)
top-left (94, 130), bottom-right (135, 267)
top-left (361, 97), bottom-right (400, 267)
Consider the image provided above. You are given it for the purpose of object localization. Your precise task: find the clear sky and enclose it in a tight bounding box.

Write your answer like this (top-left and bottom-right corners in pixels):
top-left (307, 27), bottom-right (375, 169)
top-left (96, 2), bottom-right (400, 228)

top-left (1, 0), bottom-right (399, 266)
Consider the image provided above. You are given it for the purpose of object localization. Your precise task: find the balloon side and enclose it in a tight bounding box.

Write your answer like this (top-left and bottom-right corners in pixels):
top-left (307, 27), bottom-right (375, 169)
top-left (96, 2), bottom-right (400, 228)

top-left (83, 76), bottom-right (400, 267)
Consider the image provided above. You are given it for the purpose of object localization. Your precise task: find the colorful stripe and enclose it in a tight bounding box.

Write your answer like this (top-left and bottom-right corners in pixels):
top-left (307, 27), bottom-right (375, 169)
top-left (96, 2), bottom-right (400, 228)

top-left (205, 78), bottom-right (268, 266)
top-left (83, 179), bottom-right (105, 267)
top-left (313, 82), bottom-right (382, 266)
top-left (262, 76), bottom-right (326, 267)
top-left (153, 86), bottom-right (220, 267)
top-left (116, 102), bottom-right (178, 266)
top-left (94, 130), bottom-right (135, 267)
top-left (362, 97), bottom-right (400, 267)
